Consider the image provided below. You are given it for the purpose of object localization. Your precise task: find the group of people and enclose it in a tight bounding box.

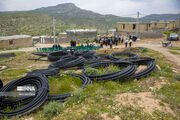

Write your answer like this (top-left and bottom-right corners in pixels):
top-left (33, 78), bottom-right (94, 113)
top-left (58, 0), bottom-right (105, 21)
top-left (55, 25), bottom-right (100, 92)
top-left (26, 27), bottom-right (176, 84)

top-left (70, 40), bottom-right (96, 47)
top-left (96, 34), bottom-right (137, 49)
top-left (52, 34), bottom-right (137, 49)
top-left (52, 43), bottom-right (61, 48)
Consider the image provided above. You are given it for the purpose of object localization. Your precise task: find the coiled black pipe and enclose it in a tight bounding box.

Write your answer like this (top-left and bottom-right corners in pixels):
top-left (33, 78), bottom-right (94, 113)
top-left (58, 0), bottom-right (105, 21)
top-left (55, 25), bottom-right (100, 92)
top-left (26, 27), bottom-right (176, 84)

top-left (0, 74), bottom-right (49, 118)
top-left (109, 52), bottom-right (138, 61)
top-left (121, 57), bottom-right (156, 79)
top-left (47, 51), bottom-right (69, 62)
top-left (32, 52), bottom-right (48, 57)
top-left (49, 56), bottom-right (86, 69)
top-left (27, 68), bottom-right (60, 77)
top-left (83, 61), bottom-right (136, 81)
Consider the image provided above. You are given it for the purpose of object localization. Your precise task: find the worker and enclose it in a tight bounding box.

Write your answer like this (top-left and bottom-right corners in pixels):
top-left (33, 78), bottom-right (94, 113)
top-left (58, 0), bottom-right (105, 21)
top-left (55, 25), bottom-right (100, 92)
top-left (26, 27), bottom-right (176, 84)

top-left (52, 44), bottom-right (57, 48)
top-left (57, 43), bottom-right (61, 48)
top-left (0, 79), bottom-right (3, 88)
top-left (110, 40), bottom-right (113, 49)
top-left (121, 35), bottom-right (124, 43)
top-left (100, 39), bottom-right (103, 48)
top-left (125, 39), bottom-right (128, 48)
top-left (129, 39), bottom-right (132, 47)
top-left (77, 42), bottom-right (81, 47)
top-left (93, 41), bottom-right (96, 46)
top-left (81, 43), bottom-right (84, 47)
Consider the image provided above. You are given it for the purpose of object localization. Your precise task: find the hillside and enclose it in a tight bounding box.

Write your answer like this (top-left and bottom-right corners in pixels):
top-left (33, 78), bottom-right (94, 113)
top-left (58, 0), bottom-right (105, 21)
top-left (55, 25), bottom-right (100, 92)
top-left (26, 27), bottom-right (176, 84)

top-left (0, 12), bottom-right (82, 36)
top-left (33, 3), bottom-right (136, 30)
top-left (141, 14), bottom-right (180, 21)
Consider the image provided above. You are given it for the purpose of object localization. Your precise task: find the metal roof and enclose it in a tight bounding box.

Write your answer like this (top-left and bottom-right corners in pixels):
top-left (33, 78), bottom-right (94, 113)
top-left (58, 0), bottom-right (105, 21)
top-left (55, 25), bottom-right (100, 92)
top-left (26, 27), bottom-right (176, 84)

top-left (0, 35), bottom-right (31, 41)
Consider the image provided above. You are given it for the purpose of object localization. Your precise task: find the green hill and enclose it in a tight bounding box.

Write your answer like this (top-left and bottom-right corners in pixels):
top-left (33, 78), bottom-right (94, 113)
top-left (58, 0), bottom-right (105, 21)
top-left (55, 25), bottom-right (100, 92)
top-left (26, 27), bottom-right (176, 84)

top-left (0, 12), bottom-right (81, 36)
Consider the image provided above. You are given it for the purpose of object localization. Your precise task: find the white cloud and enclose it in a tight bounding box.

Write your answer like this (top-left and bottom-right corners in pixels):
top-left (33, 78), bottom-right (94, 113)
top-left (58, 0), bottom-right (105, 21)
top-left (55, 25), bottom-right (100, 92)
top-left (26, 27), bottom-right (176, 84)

top-left (0, 0), bottom-right (179, 17)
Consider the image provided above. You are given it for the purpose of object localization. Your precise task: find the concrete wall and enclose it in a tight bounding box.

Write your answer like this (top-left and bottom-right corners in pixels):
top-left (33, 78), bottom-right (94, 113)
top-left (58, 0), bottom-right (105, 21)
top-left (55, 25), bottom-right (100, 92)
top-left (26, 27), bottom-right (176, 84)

top-left (116, 29), bottom-right (163, 39)
top-left (117, 23), bottom-right (151, 33)
top-left (0, 37), bottom-right (32, 48)
top-left (140, 29), bottom-right (163, 39)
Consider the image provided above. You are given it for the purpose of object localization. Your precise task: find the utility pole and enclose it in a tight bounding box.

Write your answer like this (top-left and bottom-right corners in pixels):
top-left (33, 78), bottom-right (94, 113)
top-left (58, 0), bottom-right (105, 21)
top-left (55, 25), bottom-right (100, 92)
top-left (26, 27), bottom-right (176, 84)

top-left (136, 11), bottom-right (140, 38)
top-left (179, 13), bottom-right (180, 37)
top-left (53, 17), bottom-right (56, 44)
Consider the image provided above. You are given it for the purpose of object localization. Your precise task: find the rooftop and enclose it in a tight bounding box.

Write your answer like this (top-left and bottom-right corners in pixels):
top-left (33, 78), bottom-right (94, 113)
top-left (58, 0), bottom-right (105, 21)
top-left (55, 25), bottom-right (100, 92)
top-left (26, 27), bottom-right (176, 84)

top-left (117, 22), bottom-right (152, 24)
top-left (0, 35), bottom-right (31, 40)
top-left (66, 29), bottom-right (97, 32)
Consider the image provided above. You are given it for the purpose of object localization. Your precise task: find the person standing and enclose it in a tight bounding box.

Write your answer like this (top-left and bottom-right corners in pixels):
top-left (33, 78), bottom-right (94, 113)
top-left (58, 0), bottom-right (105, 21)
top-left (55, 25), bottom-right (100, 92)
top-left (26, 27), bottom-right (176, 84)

top-left (0, 79), bottom-right (3, 88)
top-left (121, 35), bottom-right (124, 43)
top-left (110, 40), bottom-right (113, 49)
top-left (100, 39), bottom-right (103, 48)
top-left (125, 39), bottom-right (128, 48)
top-left (129, 39), bottom-right (132, 47)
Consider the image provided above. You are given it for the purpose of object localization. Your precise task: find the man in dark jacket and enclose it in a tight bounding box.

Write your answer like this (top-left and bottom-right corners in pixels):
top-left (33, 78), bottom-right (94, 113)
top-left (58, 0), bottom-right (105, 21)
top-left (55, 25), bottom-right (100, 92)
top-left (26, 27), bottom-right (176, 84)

top-left (0, 79), bottom-right (3, 88)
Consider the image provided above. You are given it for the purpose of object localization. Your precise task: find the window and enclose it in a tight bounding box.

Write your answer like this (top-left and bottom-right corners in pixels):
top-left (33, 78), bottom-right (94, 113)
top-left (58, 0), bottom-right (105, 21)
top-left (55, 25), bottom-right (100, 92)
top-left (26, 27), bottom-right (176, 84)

top-left (122, 24), bottom-right (125, 29)
top-left (9, 40), bottom-right (13, 45)
top-left (149, 24), bottom-right (151, 27)
top-left (155, 23), bottom-right (157, 26)
top-left (133, 24), bottom-right (136, 30)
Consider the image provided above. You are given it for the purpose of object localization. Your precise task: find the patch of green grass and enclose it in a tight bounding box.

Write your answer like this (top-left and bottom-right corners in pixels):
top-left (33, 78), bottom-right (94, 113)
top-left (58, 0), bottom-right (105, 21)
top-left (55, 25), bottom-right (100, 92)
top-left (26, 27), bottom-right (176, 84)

top-left (169, 51), bottom-right (180, 55)
top-left (84, 64), bottom-right (123, 76)
top-left (0, 68), bottom-right (28, 81)
top-left (156, 83), bottom-right (180, 117)
top-left (169, 47), bottom-right (180, 51)
top-left (0, 47), bottom-right (19, 51)
top-left (174, 74), bottom-right (180, 81)
top-left (48, 74), bottom-right (82, 95)
top-left (43, 101), bottom-right (64, 120)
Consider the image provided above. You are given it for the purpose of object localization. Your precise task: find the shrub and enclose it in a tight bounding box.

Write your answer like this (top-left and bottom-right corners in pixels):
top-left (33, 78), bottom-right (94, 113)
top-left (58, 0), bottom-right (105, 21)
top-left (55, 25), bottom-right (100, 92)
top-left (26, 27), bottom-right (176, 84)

top-left (66, 88), bottom-right (87, 104)
top-left (43, 101), bottom-right (64, 120)
top-left (104, 64), bottom-right (120, 73)
top-left (84, 67), bottom-right (100, 76)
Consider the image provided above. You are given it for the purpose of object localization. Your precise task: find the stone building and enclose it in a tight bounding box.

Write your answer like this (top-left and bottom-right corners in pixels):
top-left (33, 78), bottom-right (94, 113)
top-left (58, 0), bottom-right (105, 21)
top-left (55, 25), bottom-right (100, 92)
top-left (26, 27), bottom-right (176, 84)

top-left (116, 21), bottom-right (179, 38)
top-left (0, 35), bottom-right (32, 48)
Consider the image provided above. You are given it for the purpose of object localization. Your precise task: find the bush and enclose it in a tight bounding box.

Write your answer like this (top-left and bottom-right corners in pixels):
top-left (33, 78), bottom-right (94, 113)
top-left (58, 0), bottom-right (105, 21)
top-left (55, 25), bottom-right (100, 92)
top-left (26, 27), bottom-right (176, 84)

top-left (104, 64), bottom-right (120, 73)
top-left (84, 67), bottom-right (100, 76)
top-left (66, 88), bottom-right (87, 104)
top-left (174, 74), bottom-right (180, 81)
top-left (139, 47), bottom-right (148, 53)
top-left (43, 101), bottom-right (64, 120)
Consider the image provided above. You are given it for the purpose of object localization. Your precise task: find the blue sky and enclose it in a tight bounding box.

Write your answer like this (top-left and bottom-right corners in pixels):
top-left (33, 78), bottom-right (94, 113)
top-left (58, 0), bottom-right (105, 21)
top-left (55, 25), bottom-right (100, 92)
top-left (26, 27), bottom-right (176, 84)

top-left (0, 0), bottom-right (180, 17)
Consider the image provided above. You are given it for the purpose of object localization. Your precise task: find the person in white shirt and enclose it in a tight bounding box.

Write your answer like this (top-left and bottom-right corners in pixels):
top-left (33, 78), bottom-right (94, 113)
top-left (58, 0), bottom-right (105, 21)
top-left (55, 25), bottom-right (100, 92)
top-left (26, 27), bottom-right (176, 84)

top-left (125, 39), bottom-right (128, 48)
top-left (129, 39), bottom-right (132, 47)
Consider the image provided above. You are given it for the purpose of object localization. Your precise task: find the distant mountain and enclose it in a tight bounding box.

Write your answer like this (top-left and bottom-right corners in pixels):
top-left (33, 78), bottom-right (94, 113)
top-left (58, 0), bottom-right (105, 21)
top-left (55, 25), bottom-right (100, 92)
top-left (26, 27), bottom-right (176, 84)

top-left (141, 14), bottom-right (180, 21)
top-left (33, 3), bottom-right (136, 29)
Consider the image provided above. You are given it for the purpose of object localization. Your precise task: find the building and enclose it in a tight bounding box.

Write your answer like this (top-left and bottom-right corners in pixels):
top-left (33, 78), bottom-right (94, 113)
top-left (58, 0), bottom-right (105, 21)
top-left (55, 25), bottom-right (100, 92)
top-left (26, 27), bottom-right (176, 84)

top-left (116, 20), bottom-right (179, 38)
top-left (0, 35), bottom-right (32, 48)
top-left (66, 29), bottom-right (97, 40)
top-left (58, 32), bottom-right (67, 38)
